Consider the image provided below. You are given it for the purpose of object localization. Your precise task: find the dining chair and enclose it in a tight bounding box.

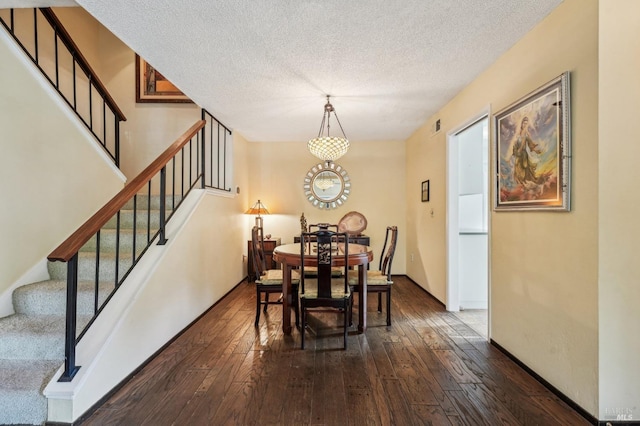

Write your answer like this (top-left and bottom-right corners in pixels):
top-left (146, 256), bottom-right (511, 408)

top-left (299, 228), bottom-right (351, 349)
top-left (348, 225), bottom-right (398, 326)
top-left (251, 225), bottom-right (299, 327)
top-left (302, 223), bottom-right (343, 278)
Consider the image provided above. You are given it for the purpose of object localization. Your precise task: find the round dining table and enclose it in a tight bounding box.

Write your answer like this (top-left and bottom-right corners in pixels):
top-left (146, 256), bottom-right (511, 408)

top-left (273, 243), bottom-right (374, 335)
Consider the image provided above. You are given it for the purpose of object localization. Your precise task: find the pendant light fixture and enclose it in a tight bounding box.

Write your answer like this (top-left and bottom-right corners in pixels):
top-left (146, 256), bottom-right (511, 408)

top-left (307, 95), bottom-right (349, 162)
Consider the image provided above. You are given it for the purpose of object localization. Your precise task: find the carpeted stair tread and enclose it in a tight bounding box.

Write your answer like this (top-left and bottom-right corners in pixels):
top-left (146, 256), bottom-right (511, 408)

top-left (0, 315), bottom-right (66, 359)
top-left (0, 359), bottom-right (62, 390)
top-left (103, 208), bottom-right (162, 229)
top-left (80, 228), bottom-right (156, 254)
top-left (0, 314), bottom-right (92, 360)
top-left (123, 194), bottom-right (183, 210)
top-left (0, 360), bottom-right (62, 425)
top-left (48, 251), bottom-right (135, 282)
top-left (13, 279), bottom-right (115, 316)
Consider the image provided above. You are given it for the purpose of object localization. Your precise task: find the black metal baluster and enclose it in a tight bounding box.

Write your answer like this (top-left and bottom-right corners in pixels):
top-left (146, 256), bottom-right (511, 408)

top-left (115, 118), bottom-right (120, 167)
top-left (199, 135), bottom-right (203, 187)
top-left (33, 9), bottom-right (38, 64)
top-left (54, 32), bottom-right (59, 88)
top-left (217, 123), bottom-right (221, 188)
top-left (102, 101), bottom-right (106, 149)
top-left (189, 138), bottom-right (193, 187)
top-left (210, 119), bottom-right (214, 188)
top-left (223, 126), bottom-right (227, 190)
top-left (59, 253), bottom-right (80, 382)
top-left (89, 79), bottom-right (93, 130)
top-left (72, 59), bottom-right (77, 110)
top-left (172, 158), bottom-right (176, 210)
top-left (132, 195), bottom-right (137, 264)
top-left (158, 167), bottom-right (168, 245)
top-left (181, 147), bottom-right (185, 198)
top-left (114, 211), bottom-right (120, 287)
top-left (200, 111), bottom-right (206, 189)
top-left (147, 181), bottom-right (152, 243)
top-left (94, 230), bottom-right (101, 314)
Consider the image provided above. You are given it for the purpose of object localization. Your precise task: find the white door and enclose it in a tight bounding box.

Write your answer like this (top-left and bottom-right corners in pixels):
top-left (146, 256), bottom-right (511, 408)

top-left (446, 115), bottom-right (489, 314)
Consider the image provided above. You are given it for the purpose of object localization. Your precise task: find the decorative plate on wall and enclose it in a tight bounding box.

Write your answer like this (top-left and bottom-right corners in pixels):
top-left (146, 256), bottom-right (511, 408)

top-left (338, 211), bottom-right (367, 235)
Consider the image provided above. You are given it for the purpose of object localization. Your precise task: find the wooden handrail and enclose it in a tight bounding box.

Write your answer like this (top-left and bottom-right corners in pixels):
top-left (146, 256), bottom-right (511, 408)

top-left (48, 120), bottom-right (205, 262)
top-left (39, 8), bottom-right (127, 122)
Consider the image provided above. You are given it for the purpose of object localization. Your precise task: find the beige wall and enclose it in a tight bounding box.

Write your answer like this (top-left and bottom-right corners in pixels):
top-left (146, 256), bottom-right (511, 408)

top-left (0, 28), bottom-right (125, 314)
top-left (53, 8), bottom-right (101, 69)
top-left (245, 138), bottom-right (406, 274)
top-left (598, 0), bottom-right (640, 419)
top-left (406, 0), bottom-right (599, 415)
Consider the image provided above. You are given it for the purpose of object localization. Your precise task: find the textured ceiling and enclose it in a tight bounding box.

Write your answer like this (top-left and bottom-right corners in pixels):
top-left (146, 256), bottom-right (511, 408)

top-left (3, 0), bottom-right (563, 142)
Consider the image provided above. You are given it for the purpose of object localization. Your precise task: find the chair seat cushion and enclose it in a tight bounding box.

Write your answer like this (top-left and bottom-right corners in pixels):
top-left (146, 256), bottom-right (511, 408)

top-left (303, 266), bottom-right (343, 277)
top-left (347, 270), bottom-right (392, 286)
top-left (257, 269), bottom-right (300, 285)
top-left (301, 278), bottom-right (350, 299)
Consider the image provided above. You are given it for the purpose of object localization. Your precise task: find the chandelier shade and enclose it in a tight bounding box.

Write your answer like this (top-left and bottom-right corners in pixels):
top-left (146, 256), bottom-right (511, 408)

top-left (307, 95), bottom-right (349, 162)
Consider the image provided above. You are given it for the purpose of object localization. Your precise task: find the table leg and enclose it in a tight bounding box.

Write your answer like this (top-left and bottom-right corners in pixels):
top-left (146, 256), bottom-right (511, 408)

top-left (358, 263), bottom-right (367, 333)
top-left (282, 262), bottom-right (292, 334)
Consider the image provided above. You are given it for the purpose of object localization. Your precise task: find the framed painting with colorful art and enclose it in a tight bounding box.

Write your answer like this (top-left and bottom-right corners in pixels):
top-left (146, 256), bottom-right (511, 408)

top-left (494, 72), bottom-right (571, 211)
top-left (135, 54), bottom-right (192, 103)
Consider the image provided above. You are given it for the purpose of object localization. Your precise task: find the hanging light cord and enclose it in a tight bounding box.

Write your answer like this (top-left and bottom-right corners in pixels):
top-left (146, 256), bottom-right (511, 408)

top-left (317, 95), bottom-right (348, 139)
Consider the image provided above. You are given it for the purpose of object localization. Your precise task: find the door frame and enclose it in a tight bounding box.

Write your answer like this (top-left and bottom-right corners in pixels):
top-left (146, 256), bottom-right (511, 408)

top-left (446, 108), bottom-right (491, 317)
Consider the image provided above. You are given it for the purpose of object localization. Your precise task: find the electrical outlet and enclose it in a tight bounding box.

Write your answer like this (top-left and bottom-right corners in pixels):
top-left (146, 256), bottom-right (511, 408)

top-left (411, 253), bottom-right (414, 262)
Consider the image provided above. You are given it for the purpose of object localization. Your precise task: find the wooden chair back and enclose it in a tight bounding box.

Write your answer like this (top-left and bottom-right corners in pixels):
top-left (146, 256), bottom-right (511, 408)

top-left (251, 225), bottom-right (267, 276)
top-left (308, 223), bottom-right (339, 233)
top-left (379, 226), bottom-right (398, 279)
top-left (300, 229), bottom-right (349, 298)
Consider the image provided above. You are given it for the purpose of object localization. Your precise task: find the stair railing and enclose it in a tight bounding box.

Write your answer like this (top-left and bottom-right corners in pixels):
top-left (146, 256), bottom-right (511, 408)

top-left (48, 113), bottom-right (232, 381)
top-left (0, 7), bottom-right (126, 166)
top-left (201, 109), bottom-right (233, 191)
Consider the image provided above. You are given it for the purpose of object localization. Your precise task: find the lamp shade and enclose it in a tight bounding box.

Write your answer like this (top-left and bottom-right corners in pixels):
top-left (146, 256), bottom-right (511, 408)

top-left (245, 199), bottom-right (270, 216)
top-left (245, 199), bottom-right (269, 228)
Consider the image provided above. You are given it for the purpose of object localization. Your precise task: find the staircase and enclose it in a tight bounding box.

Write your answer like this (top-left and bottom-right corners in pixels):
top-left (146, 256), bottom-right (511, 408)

top-left (0, 198), bottom-right (158, 425)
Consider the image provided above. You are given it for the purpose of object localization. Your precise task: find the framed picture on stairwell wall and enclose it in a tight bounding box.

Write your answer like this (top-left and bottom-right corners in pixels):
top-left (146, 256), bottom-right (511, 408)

top-left (135, 54), bottom-right (193, 103)
top-left (493, 71), bottom-right (571, 211)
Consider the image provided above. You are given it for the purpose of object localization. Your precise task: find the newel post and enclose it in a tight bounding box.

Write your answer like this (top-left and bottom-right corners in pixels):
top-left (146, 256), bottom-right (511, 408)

top-left (58, 253), bottom-right (80, 382)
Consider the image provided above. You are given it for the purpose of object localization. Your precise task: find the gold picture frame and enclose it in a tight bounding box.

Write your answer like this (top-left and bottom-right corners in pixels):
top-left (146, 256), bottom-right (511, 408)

top-left (494, 72), bottom-right (571, 211)
top-left (135, 54), bottom-right (192, 103)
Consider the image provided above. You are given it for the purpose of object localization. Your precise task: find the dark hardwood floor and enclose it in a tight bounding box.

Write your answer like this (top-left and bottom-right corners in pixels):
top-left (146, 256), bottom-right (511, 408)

top-left (80, 276), bottom-right (591, 425)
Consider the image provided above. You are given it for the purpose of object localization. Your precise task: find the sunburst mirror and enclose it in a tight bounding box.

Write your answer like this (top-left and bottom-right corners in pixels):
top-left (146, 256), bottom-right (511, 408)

top-left (303, 162), bottom-right (350, 209)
